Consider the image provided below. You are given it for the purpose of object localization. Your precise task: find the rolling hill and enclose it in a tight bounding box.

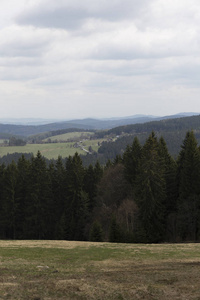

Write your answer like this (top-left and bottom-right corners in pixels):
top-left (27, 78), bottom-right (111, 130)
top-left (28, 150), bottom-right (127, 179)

top-left (0, 112), bottom-right (198, 137)
top-left (0, 113), bottom-right (200, 165)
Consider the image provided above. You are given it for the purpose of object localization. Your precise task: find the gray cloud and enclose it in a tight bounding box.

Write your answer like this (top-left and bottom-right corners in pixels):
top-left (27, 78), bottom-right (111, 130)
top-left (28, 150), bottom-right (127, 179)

top-left (16, 0), bottom-right (150, 30)
top-left (0, 0), bottom-right (200, 119)
top-left (0, 25), bottom-right (51, 59)
top-left (17, 7), bottom-right (87, 30)
top-left (0, 41), bottom-right (47, 58)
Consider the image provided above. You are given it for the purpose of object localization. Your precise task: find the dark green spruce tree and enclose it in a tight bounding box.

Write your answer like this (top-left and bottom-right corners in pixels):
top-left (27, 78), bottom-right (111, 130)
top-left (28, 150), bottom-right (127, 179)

top-left (135, 132), bottom-right (166, 242)
top-left (0, 163), bottom-right (6, 238)
top-left (158, 137), bottom-right (178, 241)
top-left (90, 221), bottom-right (103, 242)
top-left (123, 136), bottom-right (142, 186)
top-left (49, 156), bottom-right (67, 239)
top-left (176, 131), bottom-right (200, 241)
top-left (3, 161), bottom-right (18, 239)
top-left (109, 216), bottom-right (122, 243)
top-left (15, 155), bottom-right (31, 239)
top-left (65, 153), bottom-right (89, 240)
top-left (84, 161), bottom-right (103, 212)
top-left (25, 151), bottom-right (52, 239)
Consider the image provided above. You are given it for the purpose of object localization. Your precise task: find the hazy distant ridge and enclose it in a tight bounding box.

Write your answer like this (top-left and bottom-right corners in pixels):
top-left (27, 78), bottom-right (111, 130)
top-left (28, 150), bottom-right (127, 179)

top-left (0, 112), bottom-right (199, 137)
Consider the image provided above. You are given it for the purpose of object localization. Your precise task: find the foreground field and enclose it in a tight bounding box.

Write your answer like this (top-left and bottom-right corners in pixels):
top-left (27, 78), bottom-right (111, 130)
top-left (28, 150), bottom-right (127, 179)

top-left (0, 241), bottom-right (200, 299)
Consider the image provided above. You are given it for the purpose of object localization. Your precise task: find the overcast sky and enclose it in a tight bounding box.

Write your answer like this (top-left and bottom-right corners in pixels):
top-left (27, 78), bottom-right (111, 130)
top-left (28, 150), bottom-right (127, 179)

top-left (0, 0), bottom-right (200, 119)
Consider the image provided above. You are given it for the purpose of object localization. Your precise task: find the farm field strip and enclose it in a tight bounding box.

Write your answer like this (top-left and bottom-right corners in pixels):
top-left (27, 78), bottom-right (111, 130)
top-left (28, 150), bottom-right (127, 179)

top-left (43, 131), bottom-right (95, 142)
top-left (0, 241), bottom-right (200, 299)
top-left (0, 142), bottom-right (84, 159)
top-left (0, 139), bottom-right (104, 159)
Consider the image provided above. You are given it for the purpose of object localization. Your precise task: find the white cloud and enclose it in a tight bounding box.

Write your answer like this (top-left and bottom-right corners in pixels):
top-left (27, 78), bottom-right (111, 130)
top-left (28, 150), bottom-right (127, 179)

top-left (0, 0), bottom-right (199, 119)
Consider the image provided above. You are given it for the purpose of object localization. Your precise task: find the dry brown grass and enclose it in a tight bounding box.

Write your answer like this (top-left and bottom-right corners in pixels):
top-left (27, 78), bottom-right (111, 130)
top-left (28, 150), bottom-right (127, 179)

top-left (0, 241), bottom-right (200, 299)
top-left (0, 240), bottom-right (105, 249)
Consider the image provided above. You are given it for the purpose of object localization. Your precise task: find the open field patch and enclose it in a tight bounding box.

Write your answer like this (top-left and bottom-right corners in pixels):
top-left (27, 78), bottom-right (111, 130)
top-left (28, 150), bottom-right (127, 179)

top-left (43, 131), bottom-right (94, 142)
top-left (0, 138), bottom-right (105, 159)
top-left (0, 143), bottom-right (85, 159)
top-left (0, 241), bottom-right (200, 299)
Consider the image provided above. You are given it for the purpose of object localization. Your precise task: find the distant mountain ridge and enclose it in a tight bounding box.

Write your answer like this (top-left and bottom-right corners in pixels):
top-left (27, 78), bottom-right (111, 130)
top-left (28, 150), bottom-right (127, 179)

top-left (0, 112), bottom-right (199, 137)
top-left (0, 112), bottom-right (198, 125)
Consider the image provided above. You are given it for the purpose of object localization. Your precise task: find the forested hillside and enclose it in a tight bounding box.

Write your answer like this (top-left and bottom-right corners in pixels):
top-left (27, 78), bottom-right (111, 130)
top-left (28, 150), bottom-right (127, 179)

top-left (0, 130), bottom-right (199, 243)
top-left (0, 113), bottom-right (199, 137)
top-left (0, 122), bottom-right (96, 137)
top-left (28, 128), bottom-right (92, 142)
top-left (90, 114), bottom-right (200, 162)
top-left (0, 114), bottom-right (199, 167)
top-left (96, 114), bottom-right (200, 136)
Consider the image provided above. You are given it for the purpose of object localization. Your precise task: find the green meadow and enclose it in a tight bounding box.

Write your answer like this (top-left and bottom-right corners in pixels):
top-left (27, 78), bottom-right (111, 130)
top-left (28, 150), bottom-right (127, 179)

top-left (0, 129), bottom-right (109, 159)
top-left (0, 139), bottom-right (105, 159)
top-left (43, 131), bottom-right (95, 142)
top-left (0, 241), bottom-right (200, 299)
top-left (0, 143), bottom-right (84, 159)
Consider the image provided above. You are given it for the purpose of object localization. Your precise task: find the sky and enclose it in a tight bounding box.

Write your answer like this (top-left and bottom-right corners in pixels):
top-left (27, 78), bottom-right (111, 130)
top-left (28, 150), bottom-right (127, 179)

top-left (0, 0), bottom-right (200, 120)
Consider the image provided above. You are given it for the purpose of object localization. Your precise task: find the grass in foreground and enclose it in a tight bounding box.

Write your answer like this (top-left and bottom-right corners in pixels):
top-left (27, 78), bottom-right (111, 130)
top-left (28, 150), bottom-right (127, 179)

top-left (0, 241), bottom-right (200, 299)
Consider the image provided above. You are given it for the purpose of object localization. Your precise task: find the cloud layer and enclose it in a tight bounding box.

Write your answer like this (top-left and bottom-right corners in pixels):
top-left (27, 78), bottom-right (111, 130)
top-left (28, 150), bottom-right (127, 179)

top-left (0, 0), bottom-right (199, 118)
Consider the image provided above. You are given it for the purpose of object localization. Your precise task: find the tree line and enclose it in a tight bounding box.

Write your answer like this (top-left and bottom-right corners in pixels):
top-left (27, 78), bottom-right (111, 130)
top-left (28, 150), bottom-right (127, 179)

top-left (0, 130), bottom-right (200, 243)
top-left (95, 114), bottom-right (200, 137)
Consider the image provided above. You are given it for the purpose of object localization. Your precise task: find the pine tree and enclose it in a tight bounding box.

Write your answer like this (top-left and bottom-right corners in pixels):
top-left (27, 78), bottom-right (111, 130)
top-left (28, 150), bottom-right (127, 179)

top-left (123, 137), bottom-right (142, 185)
top-left (15, 155), bottom-right (31, 239)
top-left (84, 164), bottom-right (95, 211)
top-left (50, 156), bottom-right (66, 239)
top-left (114, 154), bottom-right (123, 165)
top-left (54, 213), bottom-right (67, 240)
top-left (25, 151), bottom-right (52, 239)
top-left (178, 131), bottom-right (200, 198)
top-left (0, 164), bottom-right (6, 238)
top-left (109, 216), bottom-right (122, 243)
top-left (90, 221), bottom-right (103, 242)
top-left (3, 161), bottom-right (18, 239)
top-left (135, 132), bottom-right (166, 242)
top-left (65, 153), bottom-right (89, 240)
top-left (84, 162), bottom-right (103, 212)
top-left (176, 131), bottom-right (200, 241)
top-left (158, 137), bottom-right (178, 241)
top-left (94, 161), bottom-right (103, 182)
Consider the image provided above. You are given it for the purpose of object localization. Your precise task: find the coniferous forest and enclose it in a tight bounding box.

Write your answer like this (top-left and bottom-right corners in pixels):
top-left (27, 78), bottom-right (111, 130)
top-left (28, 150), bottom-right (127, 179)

top-left (0, 130), bottom-right (200, 243)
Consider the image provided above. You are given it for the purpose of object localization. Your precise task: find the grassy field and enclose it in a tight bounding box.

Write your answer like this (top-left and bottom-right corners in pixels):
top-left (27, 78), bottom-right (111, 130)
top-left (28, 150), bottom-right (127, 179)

top-left (0, 134), bottom-right (106, 159)
top-left (0, 138), bottom-right (105, 160)
top-left (43, 132), bottom-right (94, 142)
top-left (0, 241), bottom-right (200, 299)
top-left (0, 143), bottom-right (85, 159)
